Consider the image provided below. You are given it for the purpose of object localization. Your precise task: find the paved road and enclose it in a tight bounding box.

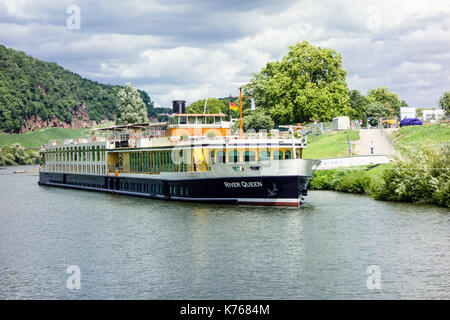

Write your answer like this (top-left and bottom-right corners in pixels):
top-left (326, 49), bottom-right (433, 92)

top-left (354, 128), bottom-right (397, 156)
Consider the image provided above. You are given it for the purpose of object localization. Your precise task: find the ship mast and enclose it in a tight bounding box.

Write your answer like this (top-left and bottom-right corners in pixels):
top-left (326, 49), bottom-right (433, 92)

top-left (239, 87), bottom-right (243, 137)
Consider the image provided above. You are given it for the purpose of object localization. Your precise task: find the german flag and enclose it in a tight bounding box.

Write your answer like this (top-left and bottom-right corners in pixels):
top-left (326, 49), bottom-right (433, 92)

top-left (230, 100), bottom-right (238, 111)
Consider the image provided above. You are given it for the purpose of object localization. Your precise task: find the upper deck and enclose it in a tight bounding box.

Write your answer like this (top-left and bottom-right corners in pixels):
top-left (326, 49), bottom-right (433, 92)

top-left (40, 110), bottom-right (309, 176)
top-left (42, 112), bottom-right (306, 151)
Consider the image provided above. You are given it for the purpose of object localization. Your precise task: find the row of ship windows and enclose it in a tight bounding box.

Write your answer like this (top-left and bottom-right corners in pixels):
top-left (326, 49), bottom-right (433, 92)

top-left (46, 148), bottom-right (106, 162)
top-left (127, 149), bottom-right (297, 173)
top-left (212, 149), bottom-right (294, 163)
top-left (50, 179), bottom-right (190, 197)
top-left (120, 181), bottom-right (189, 197)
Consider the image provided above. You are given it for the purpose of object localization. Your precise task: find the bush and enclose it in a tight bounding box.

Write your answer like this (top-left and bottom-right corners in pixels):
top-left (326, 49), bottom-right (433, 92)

top-left (309, 169), bottom-right (373, 194)
top-left (373, 144), bottom-right (450, 207)
top-left (335, 170), bottom-right (372, 194)
top-left (309, 170), bottom-right (335, 190)
top-left (0, 143), bottom-right (40, 166)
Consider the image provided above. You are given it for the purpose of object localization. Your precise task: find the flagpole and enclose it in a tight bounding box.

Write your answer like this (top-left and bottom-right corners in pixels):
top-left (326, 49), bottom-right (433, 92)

top-left (239, 87), bottom-right (243, 137)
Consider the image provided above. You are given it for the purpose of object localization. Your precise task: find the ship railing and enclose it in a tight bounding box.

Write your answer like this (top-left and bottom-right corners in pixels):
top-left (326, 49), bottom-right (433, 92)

top-left (45, 130), bottom-right (299, 149)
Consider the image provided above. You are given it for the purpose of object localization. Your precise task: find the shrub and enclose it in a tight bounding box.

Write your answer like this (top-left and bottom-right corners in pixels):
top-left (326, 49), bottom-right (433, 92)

top-left (373, 144), bottom-right (450, 207)
top-left (0, 143), bottom-right (40, 166)
top-left (309, 170), bottom-right (336, 190)
top-left (309, 169), bottom-right (372, 194)
top-left (335, 170), bottom-right (372, 194)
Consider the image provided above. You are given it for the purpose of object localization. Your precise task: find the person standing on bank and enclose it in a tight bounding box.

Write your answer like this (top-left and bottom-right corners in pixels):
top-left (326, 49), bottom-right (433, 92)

top-left (370, 140), bottom-right (374, 154)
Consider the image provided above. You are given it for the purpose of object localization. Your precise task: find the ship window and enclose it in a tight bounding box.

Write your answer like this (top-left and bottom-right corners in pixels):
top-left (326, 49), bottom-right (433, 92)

top-left (216, 151), bottom-right (226, 164)
top-left (273, 150), bottom-right (283, 160)
top-left (228, 150), bottom-right (240, 163)
top-left (244, 151), bottom-right (256, 162)
top-left (179, 116), bottom-right (187, 124)
top-left (259, 150), bottom-right (270, 161)
top-left (284, 150), bottom-right (292, 159)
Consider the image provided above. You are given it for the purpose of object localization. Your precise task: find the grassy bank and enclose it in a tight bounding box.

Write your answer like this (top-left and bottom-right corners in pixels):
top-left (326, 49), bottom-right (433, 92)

top-left (0, 127), bottom-right (85, 149)
top-left (309, 165), bottom-right (384, 195)
top-left (309, 123), bottom-right (450, 208)
top-left (391, 123), bottom-right (449, 148)
top-left (303, 130), bottom-right (359, 159)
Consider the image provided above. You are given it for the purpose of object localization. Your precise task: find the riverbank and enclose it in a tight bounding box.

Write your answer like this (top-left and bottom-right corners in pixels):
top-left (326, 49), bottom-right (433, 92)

top-left (309, 124), bottom-right (450, 208)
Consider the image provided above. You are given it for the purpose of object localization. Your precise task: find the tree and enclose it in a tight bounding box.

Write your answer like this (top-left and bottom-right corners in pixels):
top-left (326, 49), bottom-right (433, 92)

top-left (244, 41), bottom-right (352, 124)
top-left (186, 98), bottom-right (229, 114)
top-left (363, 101), bottom-right (389, 126)
top-left (366, 87), bottom-right (407, 118)
top-left (438, 91), bottom-right (450, 116)
top-left (240, 109), bottom-right (275, 132)
top-left (116, 83), bottom-right (149, 125)
top-left (349, 89), bottom-right (368, 120)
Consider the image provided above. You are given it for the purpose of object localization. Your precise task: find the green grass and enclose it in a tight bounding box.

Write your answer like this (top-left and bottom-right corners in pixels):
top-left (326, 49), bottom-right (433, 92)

top-left (391, 123), bottom-right (450, 147)
top-left (303, 130), bottom-right (360, 159)
top-left (0, 127), bottom-right (86, 149)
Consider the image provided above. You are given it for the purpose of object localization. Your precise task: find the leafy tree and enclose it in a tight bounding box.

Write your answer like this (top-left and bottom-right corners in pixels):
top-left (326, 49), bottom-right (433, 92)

top-left (438, 91), bottom-right (450, 116)
top-left (363, 101), bottom-right (389, 126)
top-left (349, 89), bottom-right (368, 120)
top-left (244, 41), bottom-right (352, 124)
top-left (240, 109), bottom-right (275, 131)
top-left (366, 87), bottom-right (407, 118)
top-left (186, 98), bottom-right (229, 114)
top-left (116, 83), bottom-right (149, 125)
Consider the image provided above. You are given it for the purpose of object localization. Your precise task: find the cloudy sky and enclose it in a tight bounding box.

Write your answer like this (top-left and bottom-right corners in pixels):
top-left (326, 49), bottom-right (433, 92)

top-left (1, 0), bottom-right (449, 108)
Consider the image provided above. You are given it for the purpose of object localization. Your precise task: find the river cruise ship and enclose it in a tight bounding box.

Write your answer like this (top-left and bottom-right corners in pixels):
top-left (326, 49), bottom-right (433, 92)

top-left (38, 101), bottom-right (319, 207)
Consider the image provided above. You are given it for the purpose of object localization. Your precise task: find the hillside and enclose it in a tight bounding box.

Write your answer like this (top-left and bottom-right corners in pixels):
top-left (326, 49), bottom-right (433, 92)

top-left (0, 127), bottom-right (86, 149)
top-left (0, 45), bottom-right (155, 133)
